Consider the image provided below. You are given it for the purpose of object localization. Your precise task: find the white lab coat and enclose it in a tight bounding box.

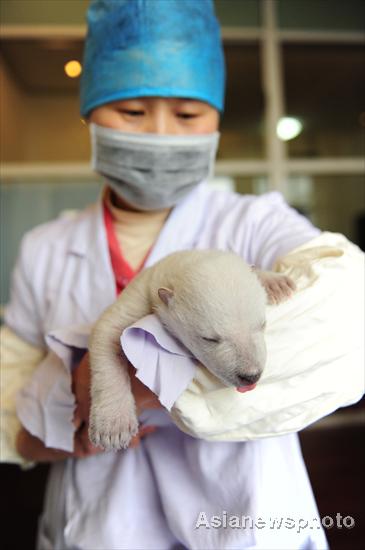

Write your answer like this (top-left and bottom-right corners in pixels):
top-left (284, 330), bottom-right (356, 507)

top-left (5, 183), bottom-right (328, 549)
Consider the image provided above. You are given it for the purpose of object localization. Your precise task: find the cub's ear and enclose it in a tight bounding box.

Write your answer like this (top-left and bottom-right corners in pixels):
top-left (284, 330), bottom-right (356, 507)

top-left (158, 287), bottom-right (174, 306)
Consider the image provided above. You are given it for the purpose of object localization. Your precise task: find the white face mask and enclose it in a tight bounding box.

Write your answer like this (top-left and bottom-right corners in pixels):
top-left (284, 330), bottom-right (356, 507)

top-left (90, 123), bottom-right (220, 210)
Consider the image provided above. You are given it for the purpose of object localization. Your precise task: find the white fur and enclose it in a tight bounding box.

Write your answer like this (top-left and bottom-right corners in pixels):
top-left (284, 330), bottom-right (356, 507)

top-left (89, 250), bottom-right (295, 450)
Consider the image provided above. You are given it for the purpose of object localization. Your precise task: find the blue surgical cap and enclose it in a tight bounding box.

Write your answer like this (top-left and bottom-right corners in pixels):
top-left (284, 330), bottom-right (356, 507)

top-left (80, 0), bottom-right (225, 116)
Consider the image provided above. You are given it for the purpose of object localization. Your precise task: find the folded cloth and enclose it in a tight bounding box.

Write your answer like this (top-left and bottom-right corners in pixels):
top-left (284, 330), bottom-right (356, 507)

top-left (15, 325), bottom-right (92, 453)
top-left (15, 231), bottom-right (365, 451)
top-left (121, 314), bottom-right (198, 410)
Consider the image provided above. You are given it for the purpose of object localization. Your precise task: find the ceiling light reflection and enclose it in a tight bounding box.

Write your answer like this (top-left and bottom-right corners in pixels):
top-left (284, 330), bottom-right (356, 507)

top-left (64, 60), bottom-right (82, 78)
top-left (276, 117), bottom-right (303, 141)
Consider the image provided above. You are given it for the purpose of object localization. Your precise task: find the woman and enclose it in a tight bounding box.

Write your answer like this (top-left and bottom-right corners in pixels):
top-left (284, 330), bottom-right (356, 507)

top-left (5, 1), bottom-right (328, 548)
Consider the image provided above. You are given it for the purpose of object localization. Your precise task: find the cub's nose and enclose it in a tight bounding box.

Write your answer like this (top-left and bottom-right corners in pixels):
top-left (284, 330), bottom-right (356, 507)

top-left (237, 372), bottom-right (261, 385)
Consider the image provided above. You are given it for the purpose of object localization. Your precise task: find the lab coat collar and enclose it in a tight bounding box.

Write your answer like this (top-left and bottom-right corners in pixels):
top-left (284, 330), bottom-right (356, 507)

top-left (66, 182), bottom-right (209, 321)
top-left (68, 182), bottom-right (208, 258)
top-left (67, 187), bottom-right (105, 257)
top-left (67, 201), bottom-right (116, 322)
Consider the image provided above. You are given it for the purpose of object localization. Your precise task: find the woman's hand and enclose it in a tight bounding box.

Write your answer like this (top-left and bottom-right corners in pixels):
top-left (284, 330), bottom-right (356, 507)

top-left (15, 352), bottom-right (104, 462)
top-left (72, 353), bottom-right (161, 449)
top-left (15, 423), bottom-right (102, 462)
top-left (15, 352), bottom-right (162, 462)
top-left (15, 419), bottom-right (157, 462)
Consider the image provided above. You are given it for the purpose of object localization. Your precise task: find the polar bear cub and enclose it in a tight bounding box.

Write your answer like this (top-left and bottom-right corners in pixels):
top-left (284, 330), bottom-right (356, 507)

top-left (88, 249), bottom-right (295, 450)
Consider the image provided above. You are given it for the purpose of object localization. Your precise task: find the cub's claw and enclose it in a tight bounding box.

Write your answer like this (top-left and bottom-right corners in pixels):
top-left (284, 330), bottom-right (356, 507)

top-left (255, 270), bottom-right (296, 305)
top-left (266, 274), bottom-right (296, 304)
top-left (89, 404), bottom-right (139, 451)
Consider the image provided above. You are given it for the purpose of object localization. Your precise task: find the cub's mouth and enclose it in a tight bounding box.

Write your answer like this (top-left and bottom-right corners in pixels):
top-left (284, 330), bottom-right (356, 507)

top-left (235, 372), bottom-right (261, 393)
top-left (236, 383), bottom-right (257, 393)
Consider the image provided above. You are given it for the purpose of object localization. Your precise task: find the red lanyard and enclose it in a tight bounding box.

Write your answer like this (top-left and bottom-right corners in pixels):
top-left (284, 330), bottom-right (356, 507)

top-left (103, 202), bottom-right (151, 295)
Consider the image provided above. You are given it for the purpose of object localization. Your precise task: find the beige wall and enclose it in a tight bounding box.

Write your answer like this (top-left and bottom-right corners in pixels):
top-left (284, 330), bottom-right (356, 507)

top-left (0, 56), bottom-right (25, 161)
top-left (0, 55), bottom-right (90, 163)
top-left (24, 94), bottom-right (90, 162)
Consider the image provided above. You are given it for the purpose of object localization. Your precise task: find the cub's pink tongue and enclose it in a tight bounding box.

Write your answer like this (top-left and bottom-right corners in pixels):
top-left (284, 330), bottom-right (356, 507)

top-left (236, 383), bottom-right (257, 393)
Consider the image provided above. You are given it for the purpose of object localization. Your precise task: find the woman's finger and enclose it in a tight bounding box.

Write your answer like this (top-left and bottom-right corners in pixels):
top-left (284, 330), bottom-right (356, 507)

top-left (129, 425), bottom-right (157, 448)
top-left (73, 405), bottom-right (83, 430)
top-left (128, 364), bottom-right (162, 413)
top-left (129, 434), bottom-right (141, 448)
top-left (139, 425), bottom-right (157, 438)
top-left (75, 422), bottom-right (104, 455)
top-left (72, 353), bottom-right (91, 423)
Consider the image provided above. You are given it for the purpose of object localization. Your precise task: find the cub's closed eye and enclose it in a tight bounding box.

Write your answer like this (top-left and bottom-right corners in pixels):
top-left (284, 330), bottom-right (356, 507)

top-left (202, 336), bottom-right (221, 343)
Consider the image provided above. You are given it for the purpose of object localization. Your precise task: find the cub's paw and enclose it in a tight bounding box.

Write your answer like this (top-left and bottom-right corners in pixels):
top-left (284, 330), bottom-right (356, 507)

top-left (256, 271), bottom-right (296, 305)
top-left (89, 403), bottom-right (139, 451)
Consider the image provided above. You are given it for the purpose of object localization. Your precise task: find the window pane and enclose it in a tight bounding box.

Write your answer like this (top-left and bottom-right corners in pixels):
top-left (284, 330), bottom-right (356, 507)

top-left (285, 175), bottom-right (365, 248)
top-left (277, 0), bottom-right (365, 32)
top-left (225, 175), bottom-right (269, 195)
top-left (283, 44), bottom-right (365, 158)
top-left (218, 44), bottom-right (265, 159)
top-left (214, 0), bottom-right (261, 28)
